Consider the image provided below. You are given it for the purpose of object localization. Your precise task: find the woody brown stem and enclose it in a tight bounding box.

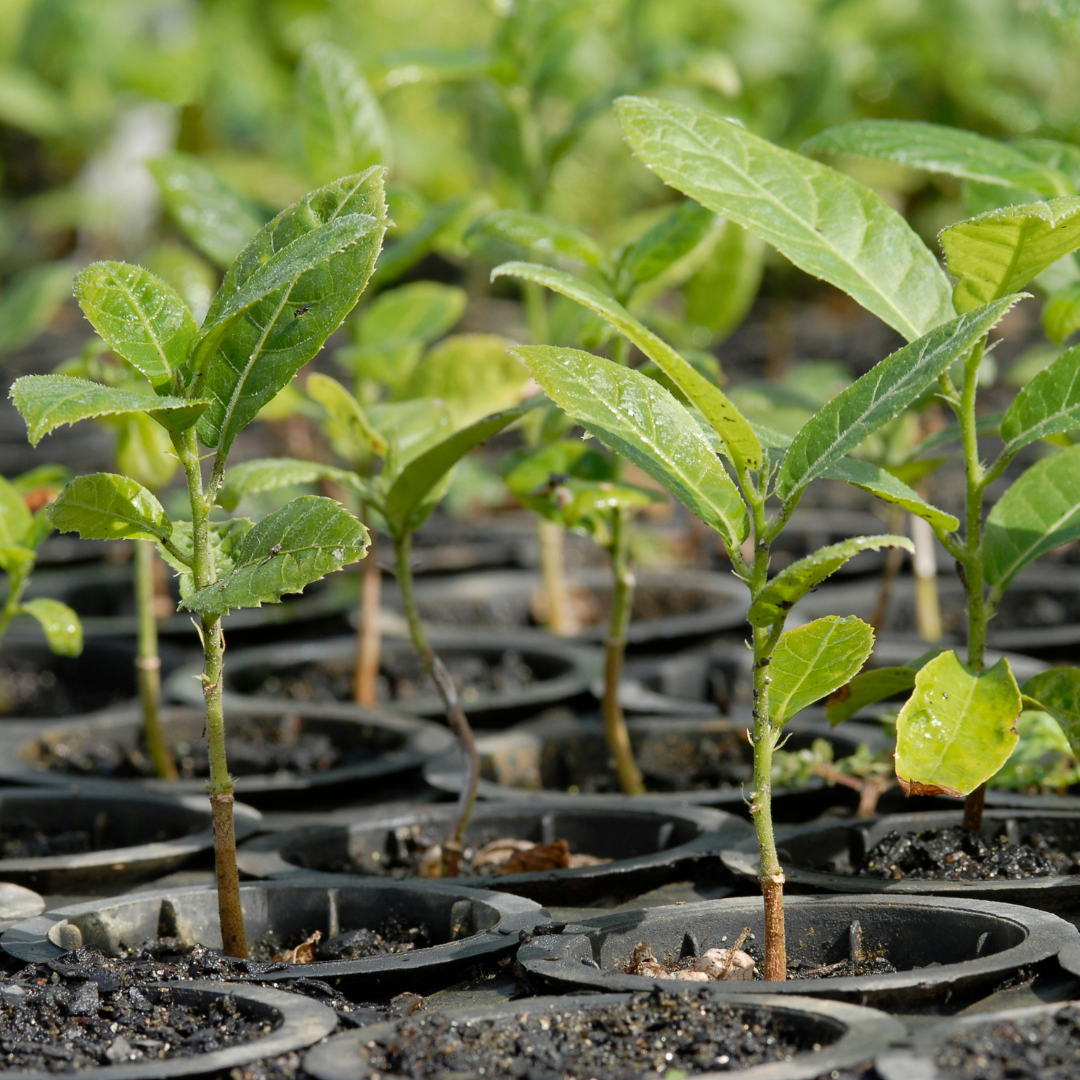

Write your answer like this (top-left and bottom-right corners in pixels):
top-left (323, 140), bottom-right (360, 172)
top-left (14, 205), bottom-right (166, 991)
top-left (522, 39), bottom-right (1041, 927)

top-left (962, 783), bottom-right (986, 832)
top-left (210, 792), bottom-right (247, 957)
top-left (760, 873), bottom-right (786, 981)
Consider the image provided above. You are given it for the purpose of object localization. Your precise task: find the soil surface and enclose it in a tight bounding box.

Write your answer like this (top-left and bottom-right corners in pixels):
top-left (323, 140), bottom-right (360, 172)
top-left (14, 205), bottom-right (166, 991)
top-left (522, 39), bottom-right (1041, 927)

top-left (0, 824), bottom-right (94, 859)
top-left (358, 989), bottom-right (819, 1079)
top-left (934, 1004), bottom-right (1080, 1079)
top-left (853, 826), bottom-right (1080, 881)
top-left (0, 661), bottom-right (123, 719)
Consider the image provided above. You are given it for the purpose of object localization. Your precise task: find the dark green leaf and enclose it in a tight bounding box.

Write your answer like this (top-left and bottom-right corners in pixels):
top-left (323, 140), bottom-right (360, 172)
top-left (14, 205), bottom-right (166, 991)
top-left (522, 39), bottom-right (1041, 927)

top-left (1000, 344), bottom-right (1080, 453)
top-left (49, 473), bottom-right (171, 542)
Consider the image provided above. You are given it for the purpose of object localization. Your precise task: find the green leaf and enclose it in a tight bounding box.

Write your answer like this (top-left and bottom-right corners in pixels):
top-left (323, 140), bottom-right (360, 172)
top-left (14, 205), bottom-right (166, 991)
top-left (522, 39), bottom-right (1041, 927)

top-left (116, 414), bottom-right (179, 491)
top-left (895, 651), bottom-right (1021, 797)
top-left (0, 262), bottom-right (75, 359)
top-left (180, 496), bottom-right (368, 616)
top-left (768, 616), bottom-right (875, 729)
top-left (616, 97), bottom-right (954, 343)
top-left (73, 262), bottom-right (197, 393)
top-left (514, 345), bottom-right (749, 552)
top-left (217, 457), bottom-right (370, 512)
top-left (48, 474), bottom-right (171, 542)
top-left (0, 475), bottom-right (32, 548)
top-left (368, 398), bottom-right (456, 469)
top-left (775, 297), bottom-right (1020, 501)
top-left (494, 262), bottom-right (761, 473)
top-left (1000, 343), bottom-right (1080, 453)
top-left (1043, 282), bottom-right (1080, 346)
top-left (20, 598), bottom-right (82, 657)
top-left (158, 519), bottom-right (253, 601)
top-left (826, 667), bottom-right (918, 727)
top-left (150, 154), bottom-right (267, 270)
top-left (683, 221), bottom-right (765, 340)
top-left (466, 210), bottom-right (604, 270)
top-left (194, 171), bottom-right (388, 457)
top-left (306, 372), bottom-right (388, 462)
top-left (802, 121), bottom-right (1072, 196)
top-left (615, 201), bottom-right (715, 299)
top-left (749, 535), bottom-right (913, 628)
top-left (0, 544), bottom-right (35, 577)
top-left (297, 42), bottom-right (392, 184)
top-left (1021, 669), bottom-right (1080, 756)
top-left (821, 457), bottom-right (960, 533)
top-left (984, 443), bottom-right (1080, 591)
top-left (353, 281), bottom-right (466, 346)
top-left (9, 375), bottom-right (209, 445)
top-left (940, 198), bottom-right (1080, 314)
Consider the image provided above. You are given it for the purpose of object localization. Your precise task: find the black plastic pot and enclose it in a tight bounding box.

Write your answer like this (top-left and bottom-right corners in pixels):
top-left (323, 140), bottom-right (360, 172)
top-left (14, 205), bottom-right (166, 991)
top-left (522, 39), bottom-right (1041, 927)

top-left (423, 711), bottom-right (890, 820)
top-left (1, 878), bottom-right (547, 999)
top-left (166, 631), bottom-right (602, 728)
top-left (304, 988), bottom-right (905, 1080)
top-left (407, 510), bottom-right (537, 573)
top-left (722, 810), bottom-right (1080, 913)
top-left (0, 788), bottom-right (260, 892)
top-left (0, 701), bottom-right (454, 810)
top-left (515, 894), bottom-right (1078, 1013)
top-left (235, 801), bottom-right (752, 906)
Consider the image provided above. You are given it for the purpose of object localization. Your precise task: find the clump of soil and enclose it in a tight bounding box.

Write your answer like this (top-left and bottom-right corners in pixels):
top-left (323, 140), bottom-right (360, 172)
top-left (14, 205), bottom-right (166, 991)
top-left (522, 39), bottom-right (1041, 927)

top-left (934, 1003), bottom-right (1080, 1079)
top-left (0, 824), bottom-right (94, 859)
top-left (359, 988), bottom-right (819, 1079)
top-left (247, 918), bottom-right (430, 964)
top-left (854, 827), bottom-right (1080, 881)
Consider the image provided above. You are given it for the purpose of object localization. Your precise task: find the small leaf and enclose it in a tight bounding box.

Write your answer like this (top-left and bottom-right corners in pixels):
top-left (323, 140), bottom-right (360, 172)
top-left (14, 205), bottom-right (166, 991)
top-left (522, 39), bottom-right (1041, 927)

top-left (749, 535), bottom-right (913, 627)
top-left (116, 414), bottom-right (179, 491)
top-left (515, 345), bottom-right (750, 553)
top-left (306, 373), bottom-right (388, 462)
top-left (768, 615), bottom-right (875, 728)
top-left (1021, 669), bottom-right (1080, 756)
top-left (616, 97), bottom-right (954, 343)
top-left (20, 598), bottom-right (82, 657)
top-left (616, 201), bottom-right (716, 299)
top-left (9, 374), bottom-right (209, 445)
top-left (159, 519), bottom-right (253, 601)
top-left (1043, 282), bottom-right (1080, 346)
top-left (467, 209), bottom-right (605, 270)
top-left (0, 262), bottom-right (75, 359)
top-left (1000, 343), bottom-right (1080, 453)
top-left (821, 457), bottom-right (960, 533)
top-left (180, 496), bottom-right (368, 615)
top-left (775, 296), bottom-right (1021, 501)
top-left (826, 667), bottom-right (918, 727)
top-left (353, 281), bottom-right (466, 346)
top-left (984, 443), bottom-right (1080, 591)
top-left (0, 475), bottom-right (32, 547)
top-left (73, 262), bottom-right (196, 393)
top-left (49, 473), bottom-right (171, 542)
top-left (941, 198), bottom-right (1080, 313)
top-left (218, 457), bottom-right (370, 512)
top-left (894, 651), bottom-right (1021, 797)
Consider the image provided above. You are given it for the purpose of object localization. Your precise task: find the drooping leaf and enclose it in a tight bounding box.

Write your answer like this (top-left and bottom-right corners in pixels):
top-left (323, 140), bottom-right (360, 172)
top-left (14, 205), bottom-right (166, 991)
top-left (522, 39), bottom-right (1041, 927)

top-left (10, 374), bottom-right (210, 445)
top-left (514, 345), bottom-right (749, 553)
top-left (116, 414), bottom-right (179, 491)
top-left (802, 120), bottom-right (1071, 196)
top-left (217, 457), bottom-right (370, 512)
top-left (775, 297), bottom-right (1020, 501)
top-left (180, 496), bottom-right (368, 616)
top-left (297, 42), bottom-right (392, 184)
top-left (194, 171), bottom-right (388, 457)
top-left (767, 615), bottom-right (875, 728)
top-left (894, 651), bottom-right (1021, 797)
top-left (615, 201), bottom-right (715, 298)
top-left (826, 667), bottom-right (918, 726)
top-left (941, 198), bottom-right (1080, 313)
top-left (821, 457), bottom-right (960, 533)
top-left (0, 262), bottom-right (75, 358)
top-left (466, 209), bottom-right (604, 270)
top-left (306, 372), bottom-right (388, 462)
top-left (73, 262), bottom-right (197, 393)
top-left (0, 475), bottom-right (32, 548)
top-left (495, 262), bottom-right (761, 473)
top-left (1021, 669), bottom-right (1080, 756)
top-left (984, 443), bottom-right (1080, 591)
top-left (352, 281), bottom-right (466, 346)
top-left (1043, 282), bottom-right (1080, 346)
top-left (1000, 344), bottom-right (1080, 453)
top-left (749, 535), bottom-right (913, 627)
top-left (616, 97), bottom-right (954, 342)
top-left (150, 154), bottom-right (267, 270)
top-left (48, 474), bottom-right (172, 542)
top-left (20, 598), bottom-right (81, 657)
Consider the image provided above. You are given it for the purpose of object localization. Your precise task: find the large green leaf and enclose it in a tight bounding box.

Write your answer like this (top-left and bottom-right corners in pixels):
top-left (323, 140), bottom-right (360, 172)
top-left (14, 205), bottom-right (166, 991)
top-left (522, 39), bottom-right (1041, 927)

top-left (20, 598), bottom-right (81, 657)
top-left (768, 615), bottom-right (875, 729)
top-left (749, 536), bottom-right (912, 627)
top-left (10, 374), bottom-right (209, 445)
top-left (615, 201), bottom-right (715, 299)
top-left (775, 297), bottom-right (1020, 501)
top-left (150, 154), bottom-right (266, 270)
top-left (467, 210), bottom-right (604, 270)
top-left (941, 198), bottom-right (1080, 313)
top-left (0, 261), bottom-right (75, 359)
top-left (0, 475), bottom-right (32, 548)
top-left (1022, 669), bottom-right (1080, 756)
top-left (181, 496), bottom-right (368, 616)
top-left (515, 345), bottom-right (749, 552)
top-left (297, 42), bottom-right (392, 184)
top-left (821, 457), bottom-right (959, 533)
top-left (353, 281), bottom-right (465, 346)
top-left (306, 372), bottom-right (388, 462)
top-left (894, 651), bottom-right (1021, 797)
top-left (984, 443), bottom-right (1080, 592)
top-left (616, 97), bottom-right (954, 342)
top-left (73, 262), bottom-right (196, 393)
top-left (48, 474), bottom-right (171, 542)
top-left (217, 457), bottom-right (370, 512)
top-left (495, 262), bottom-right (761, 473)
top-left (802, 120), bottom-right (1071, 196)
top-left (1000, 344), bottom-right (1080, 453)
top-left (194, 171), bottom-right (387, 457)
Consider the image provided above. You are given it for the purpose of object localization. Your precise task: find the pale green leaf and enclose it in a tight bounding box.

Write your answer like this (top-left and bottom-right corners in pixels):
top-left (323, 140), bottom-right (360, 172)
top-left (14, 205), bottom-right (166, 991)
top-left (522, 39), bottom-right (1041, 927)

top-left (20, 598), bottom-right (82, 657)
top-left (49, 473), bottom-right (171, 543)
top-left (616, 97), bottom-right (954, 342)
top-left (616, 201), bottom-right (715, 299)
top-left (768, 615), bottom-right (875, 728)
top-left (369, 398), bottom-right (455, 469)
top-left (0, 262), bottom-right (75, 358)
top-left (1043, 282), bottom-right (1080, 346)
top-left (180, 496), bottom-right (368, 616)
top-left (895, 651), bottom-right (1021, 797)
top-left (1021, 669), bottom-right (1080, 756)
top-left (775, 297), bottom-right (1020, 501)
top-left (353, 281), bottom-right (465, 346)
top-left (0, 544), bottom-right (35, 577)
top-left (467, 209), bottom-right (604, 270)
top-left (1000, 344), bottom-right (1080, 453)
top-left (826, 667), bottom-right (918, 727)
top-left (683, 220), bottom-right (765, 340)
top-left (116, 414), bottom-right (179, 491)
top-left (514, 345), bottom-right (750, 552)
top-left (307, 372), bottom-right (388, 462)
top-left (0, 475), bottom-right (32, 548)
top-left (821, 457), bottom-right (960, 533)
top-left (217, 457), bottom-right (371, 512)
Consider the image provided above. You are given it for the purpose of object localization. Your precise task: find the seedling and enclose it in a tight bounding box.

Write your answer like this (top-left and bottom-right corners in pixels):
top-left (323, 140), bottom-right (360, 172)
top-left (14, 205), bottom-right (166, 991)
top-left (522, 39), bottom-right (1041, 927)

top-left (10, 169), bottom-right (388, 956)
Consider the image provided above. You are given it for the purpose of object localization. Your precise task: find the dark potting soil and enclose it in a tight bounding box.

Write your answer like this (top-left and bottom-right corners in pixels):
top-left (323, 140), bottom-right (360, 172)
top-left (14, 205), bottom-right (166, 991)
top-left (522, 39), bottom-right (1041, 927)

top-left (0, 661), bottom-right (122, 719)
top-left (934, 1003), bottom-right (1080, 1079)
top-left (0, 823), bottom-right (94, 859)
top-left (853, 826), bottom-right (1080, 881)
top-left (246, 919), bottom-right (430, 964)
top-left (357, 989), bottom-right (819, 1080)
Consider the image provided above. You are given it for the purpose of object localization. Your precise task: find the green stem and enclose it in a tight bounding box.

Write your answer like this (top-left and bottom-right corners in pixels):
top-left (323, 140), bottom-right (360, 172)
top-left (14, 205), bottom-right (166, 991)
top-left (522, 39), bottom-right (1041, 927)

top-left (0, 566), bottom-right (31, 650)
top-left (135, 540), bottom-right (177, 780)
top-left (524, 282), bottom-right (550, 347)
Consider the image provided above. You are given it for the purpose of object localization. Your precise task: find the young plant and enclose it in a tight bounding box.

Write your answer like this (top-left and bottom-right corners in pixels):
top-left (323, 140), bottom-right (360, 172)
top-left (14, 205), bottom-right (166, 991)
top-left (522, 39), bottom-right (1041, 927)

top-left (10, 169), bottom-right (388, 956)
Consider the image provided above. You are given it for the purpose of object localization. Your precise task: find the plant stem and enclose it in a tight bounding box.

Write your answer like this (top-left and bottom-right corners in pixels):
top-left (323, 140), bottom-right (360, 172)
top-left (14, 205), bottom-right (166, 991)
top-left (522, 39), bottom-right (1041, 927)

top-left (394, 530), bottom-right (478, 876)
top-left (0, 563), bottom-right (31, 649)
top-left (135, 540), bottom-right (177, 780)
top-left (524, 281), bottom-right (550, 348)
top-left (537, 519), bottom-right (576, 635)
top-left (354, 509), bottom-right (381, 707)
top-left (602, 509), bottom-right (645, 794)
